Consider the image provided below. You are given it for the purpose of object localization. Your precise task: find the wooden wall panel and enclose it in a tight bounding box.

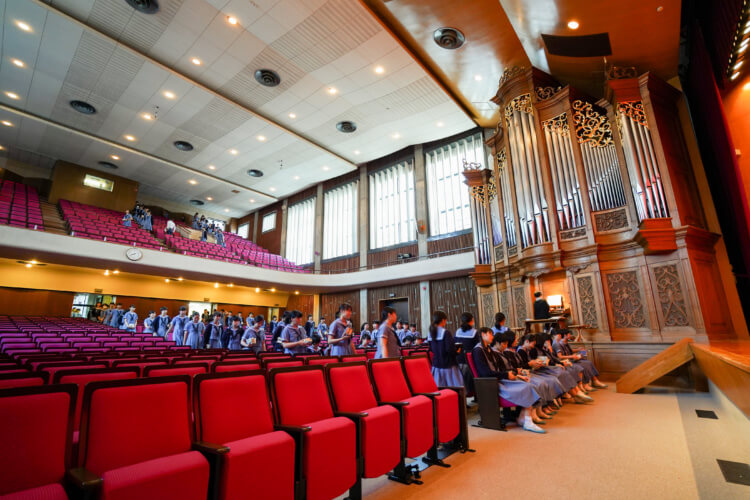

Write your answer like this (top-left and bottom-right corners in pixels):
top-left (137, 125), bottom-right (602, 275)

top-left (368, 243), bottom-right (418, 269)
top-left (285, 294), bottom-right (315, 316)
top-left (230, 213), bottom-right (255, 239)
top-left (426, 231), bottom-right (474, 257)
top-left (48, 161), bottom-right (139, 213)
top-left (0, 288), bottom-right (74, 316)
top-left (367, 282), bottom-right (421, 331)
top-left (322, 171), bottom-right (360, 191)
top-left (429, 276), bottom-right (478, 332)
top-left (257, 202), bottom-right (283, 254)
top-left (288, 187), bottom-right (317, 205)
top-left (320, 255), bottom-right (360, 273)
top-left (320, 291), bottom-right (360, 329)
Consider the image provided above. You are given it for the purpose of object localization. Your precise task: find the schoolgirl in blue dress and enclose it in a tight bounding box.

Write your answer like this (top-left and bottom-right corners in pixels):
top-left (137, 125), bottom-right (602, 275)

top-left (226, 317), bottom-right (244, 350)
top-left (327, 304), bottom-right (354, 356)
top-left (142, 209), bottom-right (152, 231)
top-left (155, 307), bottom-right (170, 337)
top-left (166, 306), bottom-right (189, 345)
top-left (428, 311), bottom-right (464, 387)
top-left (206, 313), bottom-right (224, 349)
top-left (143, 310), bottom-right (156, 334)
top-left (455, 311), bottom-right (480, 394)
top-left (109, 303), bottom-right (124, 329)
top-left (122, 305), bottom-right (138, 332)
top-left (122, 211), bottom-right (132, 227)
top-left (185, 312), bottom-right (205, 349)
top-left (280, 310), bottom-right (311, 354)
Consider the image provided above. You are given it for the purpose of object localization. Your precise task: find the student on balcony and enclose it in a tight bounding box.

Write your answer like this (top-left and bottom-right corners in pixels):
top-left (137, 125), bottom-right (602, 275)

top-left (122, 210), bottom-right (132, 227)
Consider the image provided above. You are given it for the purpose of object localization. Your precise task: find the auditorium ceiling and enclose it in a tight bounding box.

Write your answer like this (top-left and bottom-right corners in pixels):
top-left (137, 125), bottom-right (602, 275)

top-left (0, 0), bottom-right (682, 217)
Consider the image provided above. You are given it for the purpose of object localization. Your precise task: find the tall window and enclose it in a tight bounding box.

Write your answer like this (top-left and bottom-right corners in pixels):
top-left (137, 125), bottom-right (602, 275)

top-left (425, 132), bottom-right (483, 236)
top-left (369, 160), bottom-right (416, 250)
top-left (261, 212), bottom-right (276, 233)
top-left (323, 181), bottom-right (358, 259)
top-left (237, 223), bottom-right (249, 239)
top-left (285, 198), bottom-right (316, 265)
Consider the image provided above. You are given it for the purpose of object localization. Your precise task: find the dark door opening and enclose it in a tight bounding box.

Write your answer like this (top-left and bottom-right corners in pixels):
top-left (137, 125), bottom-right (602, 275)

top-left (380, 298), bottom-right (409, 324)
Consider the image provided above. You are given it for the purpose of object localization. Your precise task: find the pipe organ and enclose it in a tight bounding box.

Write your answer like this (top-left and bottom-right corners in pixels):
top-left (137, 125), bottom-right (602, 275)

top-left (468, 67), bottom-right (736, 343)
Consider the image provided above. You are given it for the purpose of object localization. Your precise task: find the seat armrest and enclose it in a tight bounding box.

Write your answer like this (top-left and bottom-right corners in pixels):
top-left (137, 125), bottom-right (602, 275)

top-left (334, 411), bottom-right (368, 419)
top-left (66, 467), bottom-right (102, 500)
top-left (378, 400), bottom-right (409, 407)
top-left (415, 391), bottom-right (441, 398)
top-left (192, 441), bottom-right (230, 455)
top-left (274, 424), bottom-right (312, 434)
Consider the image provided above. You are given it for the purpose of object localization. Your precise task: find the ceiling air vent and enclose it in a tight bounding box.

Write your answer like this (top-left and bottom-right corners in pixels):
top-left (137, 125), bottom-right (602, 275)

top-left (255, 69), bottom-right (281, 87)
top-left (541, 33), bottom-right (612, 57)
top-left (125, 0), bottom-right (159, 14)
top-left (189, 199), bottom-right (205, 206)
top-left (336, 121), bottom-right (357, 133)
top-left (247, 169), bottom-right (264, 177)
top-left (433, 27), bottom-right (465, 50)
top-left (174, 141), bottom-right (194, 151)
top-left (98, 161), bottom-right (118, 170)
top-left (70, 100), bottom-right (97, 115)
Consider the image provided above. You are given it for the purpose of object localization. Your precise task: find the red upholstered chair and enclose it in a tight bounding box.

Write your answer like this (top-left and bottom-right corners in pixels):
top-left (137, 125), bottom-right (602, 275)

top-left (326, 362), bottom-right (414, 486)
top-left (212, 361), bottom-right (261, 373)
top-left (0, 384), bottom-right (77, 499)
top-left (368, 359), bottom-right (435, 464)
top-left (70, 377), bottom-right (209, 500)
top-left (269, 366), bottom-right (357, 500)
top-left (341, 354), bottom-right (367, 363)
top-left (193, 371), bottom-right (295, 500)
top-left (402, 355), bottom-right (471, 459)
top-left (263, 358), bottom-right (304, 371)
top-left (305, 356), bottom-right (339, 367)
top-left (144, 363), bottom-right (209, 379)
top-left (0, 370), bottom-right (48, 389)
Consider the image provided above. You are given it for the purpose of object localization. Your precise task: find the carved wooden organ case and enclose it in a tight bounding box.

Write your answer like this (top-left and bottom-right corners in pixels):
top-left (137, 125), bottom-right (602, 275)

top-left (470, 67), bottom-right (733, 342)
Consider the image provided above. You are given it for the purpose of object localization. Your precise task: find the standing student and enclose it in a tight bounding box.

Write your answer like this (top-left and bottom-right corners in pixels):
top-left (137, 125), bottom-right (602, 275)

top-left (155, 307), bottom-right (170, 337)
top-left (122, 305), bottom-right (138, 332)
top-left (185, 312), bottom-right (205, 350)
top-left (318, 317), bottom-right (328, 336)
top-left (215, 230), bottom-right (225, 247)
top-left (241, 315), bottom-right (266, 354)
top-left (109, 303), bottom-right (124, 329)
top-left (455, 312), bottom-right (479, 394)
top-left (374, 307), bottom-right (400, 359)
top-left (269, 315), bottom-right (278, 332)
top-left (226, 317), bottom-right (244, 350)
top-left (100, 304), bottom-right (111, 325)
top-left (165, 219), bottom-right (176, 235)
top-left (206, 313), bottom-right (224, 349)
top-left (166, 306), bottom-right (189, 346)
top-left (304, 315), bottom-right (315, 336)
top-left (142, 209), bottom-right (152, 231)
top-left (143, 310), bottom-right (156, 334)
top-left (122, 210), bottom-right (132, 227)
top-left (192, 213), bottom-right (200, 230)
top-left (272, 312), bottom-right (289, 352)
top-left (328, 304), bottom-right (354, 356)
top-left (428, 310), bottom-right (464, 387)
top-left (280, 310), bottom-right (311, 355)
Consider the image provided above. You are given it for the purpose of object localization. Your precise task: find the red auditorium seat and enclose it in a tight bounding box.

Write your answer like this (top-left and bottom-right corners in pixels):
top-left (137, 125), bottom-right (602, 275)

top-left (70, 377), bottom-right (209, 500)
top-left (0, 371), bottom-right (48, 389)
top-left (269, 366), bottom-right (357, 500)
top-left (368, 359), bottom-right (435, 462)
top-left (465, 345), bottom-right (515, 431)
top-left (263, 358), bottom-right (304, 371)
top-left (212, 360), bottom-right (261, 373)
top-left (0, 384), bottom-right (77, 499)
top-left (193, 371), bottom-right (296, 500)
top-left (305, 356), bottom-right (339, 367)
top-left (341, 354), bottom-right (368, 363)
top-left (327, 362), bottom-right (410, 487)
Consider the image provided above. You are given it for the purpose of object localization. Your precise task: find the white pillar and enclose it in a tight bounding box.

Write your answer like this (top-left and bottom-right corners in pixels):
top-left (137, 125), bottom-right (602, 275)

top-left (279, 199), bottom-right (288, 258)
top-left (414, 144), bottom-right (428, 258)
top-left (314, 184), bottom-right (324, 271)
top-left (419, 280), bottom-right (430, 333)
top-left (360, 288), bottom-right (368, 325)
top-left (359, 165), bottom-right (368, 269)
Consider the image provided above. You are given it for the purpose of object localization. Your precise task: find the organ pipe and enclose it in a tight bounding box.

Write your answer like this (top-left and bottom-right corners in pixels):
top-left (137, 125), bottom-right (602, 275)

top-left (542, 113), bottom-right (585, 230)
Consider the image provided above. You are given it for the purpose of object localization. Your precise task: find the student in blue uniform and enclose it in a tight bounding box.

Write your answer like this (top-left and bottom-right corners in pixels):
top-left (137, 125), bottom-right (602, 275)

top-left (374, 307), bottom-right (400, 359)
top-left (304, 315), bottom-right (315, 336)
top-left (226, 317), bottom-right (244, 350)
top-left (552, 320), bottom-right (608, 390)
top-left (327, 304), bottom-right (354, 356)
top-left (109, 303), bottom-right (125, 329)
top-left (155, 307), bottom-right (170, 338)
top-left (280, 310), bottom-right (311, 355)
top-left (192, 213), bottom-right (200, 230)
top-left (122, 305), bottom-right (138, 332)
top-left (455, 312), bottom-right (480, 394)
top-left (185, 312), bottom-right (205, 350)
top-left (357, 332), bottom-right (372, 349)
top-left (308, 335), bottom-right (324, 354)
top-left (122, 210), bottom-right (132, 227)
top-left (317, 317), bottom-right (328, 336)
top-left (491, 312), bottom-right (510, 337)
top-left (241, 315), bottom-right (266, 354)
top-left (394, 321), bottom-right (405, 343)
top-left (428, 310), bottom-right (464, 387)
top-left (360, 323), bottom-right (371, 337)
top-left (142, 209), bottom-right (152, 231)
top-left (536, 333), bottom-right (593, 403)
top-left (166, 306), bottom-right (189, 346)
top-left (215, 230), bottom-right (225, 247)
top-left (272, 312), bottom-right (289, 352)
top-left (100, 304), bottom-right (112, 325)
top-left (200, 219), bottom-right (208, 242)
top-left (206, 312), bottom-right (224, 349)
top-left (143, 310), bottom-right (156, 334)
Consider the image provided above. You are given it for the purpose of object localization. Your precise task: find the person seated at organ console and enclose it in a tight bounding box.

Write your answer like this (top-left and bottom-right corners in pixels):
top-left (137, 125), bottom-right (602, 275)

top-left (551, 318), bottom-right (608, 390)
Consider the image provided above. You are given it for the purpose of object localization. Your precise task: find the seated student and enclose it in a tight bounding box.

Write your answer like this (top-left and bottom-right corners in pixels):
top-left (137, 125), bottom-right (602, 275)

top-left (165, 219), bottom-right (176, 235)
top-left (143, 310), bottom-right (156, 334)
top-left (413, 336), bottom-right (424, 346)
top-left (401, 336), bottom-right (413, 347)
top-left (408, 323), bottom-right (420, 339)
top-left (394, 321), bottom-right (404, 344)
top-left (280, 310), bottom-right (311, 355)
top-left (360, 322), bottom-right (371, 337)
top-left (155, 307), bottom-right (170, 337)
top-left (471, 327), bottom-right (545, 433)
top-left (226, 316), bottom-right (244, 350)
top-left (122, 210), bottom-right (133, 227)
top-left (534, 333), bottom-right (593, 403)
top-left (308, 334), bottom-right (325, 354)
top-left (109, 303), bottom-right (125, 329)
top-left (185, 312), bottom-right (206, 350)
top-left (206, 313), bottom-right (224, 349)
top-left (515, 333), bottom-right (580, 403)
top-left (357, 332), bottom-right (372, 349)
top-left (552, 319), bottom-right (608, 390)
top-left (241, 316), bottom-right (266, 354)
top-left (374, 307), bottom-right (400, 359)
top-left (166, 306), bottom-right (190, 346)
top-left (428, 311), bottom-right (464, 387)
top-left (455, 312), bottom-right (480, 394)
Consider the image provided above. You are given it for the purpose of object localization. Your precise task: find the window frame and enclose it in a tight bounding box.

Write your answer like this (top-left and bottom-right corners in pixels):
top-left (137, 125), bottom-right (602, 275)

top-left (368, 158), bottom-right (417, 251)
top-left (261, 211), bottom-right (277, 233)
top-left (285, 197), bottom-right (316, 266)
top-left (322, 180), bottom-right (359, 260)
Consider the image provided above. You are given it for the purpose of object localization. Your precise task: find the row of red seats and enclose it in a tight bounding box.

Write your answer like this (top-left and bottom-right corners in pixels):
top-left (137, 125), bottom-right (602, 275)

top-left (0, 355), bottom-right (470, 499)
top-left (0, 179), bottom-right (44, 230)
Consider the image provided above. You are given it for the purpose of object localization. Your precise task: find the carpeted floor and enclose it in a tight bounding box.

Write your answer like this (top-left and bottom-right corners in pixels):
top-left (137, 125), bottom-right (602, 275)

top-left (335, 385), bottom-right (749, 500)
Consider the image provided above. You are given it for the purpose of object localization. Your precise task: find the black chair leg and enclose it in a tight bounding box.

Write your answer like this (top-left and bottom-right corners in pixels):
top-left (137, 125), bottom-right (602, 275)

top-left (346, 477), bottom-right (362, 500)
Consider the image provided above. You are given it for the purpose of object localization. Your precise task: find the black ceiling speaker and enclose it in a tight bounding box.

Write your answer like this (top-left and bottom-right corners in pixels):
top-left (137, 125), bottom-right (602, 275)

top-left (189, 199), bottom-right (205, 206)
top-left (98, 161), bottom-right (118, 170)
top-left (125, 0), bottom-right (159, 14)
top-left (70, 100), bottom-right (97, 115)
top-left (433, 27), bottom-right (465, 49)
top-left (247, 169), bottom-right (264, 177)
top-left (541, 33), bottom-right (612, 57)
top-left (255, 69), bottom-right (281, 87)
top-left (336, 121), bottom-right (357, 133)
top-left (174, 140), bottom-right (194, 151)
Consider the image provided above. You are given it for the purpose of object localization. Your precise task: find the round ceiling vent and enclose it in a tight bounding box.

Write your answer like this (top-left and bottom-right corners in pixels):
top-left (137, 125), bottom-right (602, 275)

top-left (189, 199), bottom-right (205, 206)
top-left (174, 141), bottom-right (194, 151)
top-left (254, 69), bottom-right (281, 87)
top-left (124, 0), bottom-right (159, 14)
top-left (98, 161), bottom-right (118, 170)
top-left (433, 27), bottom-right (465, 50)
top-left (336, 121), bottom-right (357, 133)
top-left (247, 169), bottom-right (264, 177)
top-left (70, 100), bottom-right (97, 115)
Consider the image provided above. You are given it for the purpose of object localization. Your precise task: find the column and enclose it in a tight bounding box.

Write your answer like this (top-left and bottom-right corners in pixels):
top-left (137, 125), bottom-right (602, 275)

top-left (252, 212), bottom-right (259, 242)
top-left (414, 144), bottom-right (428, 259)
top-left (279, 199), bottom-right (288, 258)
top-left (359, 165), bottom-right (368, 269)
top-left (360, 289), bottom-right (368, 325)
top-left (313, 184), bottom-right (324, 271)
top-left (419, 280), bottom-right (430, 333)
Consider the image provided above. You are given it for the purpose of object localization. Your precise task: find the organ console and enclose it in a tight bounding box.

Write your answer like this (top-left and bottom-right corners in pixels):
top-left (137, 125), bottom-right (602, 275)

top-left (468, 66), bottom-right (735, 343)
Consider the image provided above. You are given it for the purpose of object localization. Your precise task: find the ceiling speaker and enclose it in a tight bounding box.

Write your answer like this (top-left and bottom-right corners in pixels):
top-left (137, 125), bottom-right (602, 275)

top-left (541, 33), bottom-right (612, 57)
top-left (124, 0), bottom-right (159, 14)
top-left (255, 69), bottom-right (281, 87)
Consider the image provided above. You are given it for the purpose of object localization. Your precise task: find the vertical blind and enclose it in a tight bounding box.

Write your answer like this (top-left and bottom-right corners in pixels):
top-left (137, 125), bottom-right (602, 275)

top-left (237, 223), bottom-right (249, 239)
top-left (425, 132), bottom-right (483, 236)
top-left (285, 198), bottom-right (316, 265)
top-left (323, 181), bottom-right (358, 259)
top-left (369, 160), bottom-right (416, 250)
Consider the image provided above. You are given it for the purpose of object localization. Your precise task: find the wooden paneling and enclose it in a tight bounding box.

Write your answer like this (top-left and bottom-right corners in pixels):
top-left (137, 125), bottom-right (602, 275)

top-left (288, 187), bottom-right (317, 206)
top-left (320, 255), bottom-right (360, 273)
top-left (320, 291), bottom-right (360, 329)
top-left (257, 202), bottom-right (283, 255)
top-left (692, 342), bottom-right (750, 418)
top-left (426, 231), bottom-right (474, 257)
top-left (0, 287), bottom-right (74, 316)
top-left (323, 171), bottom-right (360, 191)
top-left (367, 282), bottom-right (421, 330)
top-left (429, 276), bottom-right (478, 332)
top-left (229, 213), bottom-right (254, 238)
top-left (367, 243), bottom-right (418, 269)
top-left (615, 338), bottom-right (694, 393)
top-left (48, 161), bottom-right (139, 213)
top-left (285, 294), bottom-right (315, 316)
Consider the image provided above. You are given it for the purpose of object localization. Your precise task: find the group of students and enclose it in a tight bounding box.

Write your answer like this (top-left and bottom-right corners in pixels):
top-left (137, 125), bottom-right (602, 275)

top-left (121, 202), bottom-right (153, 231)
top-left (192, 213), bottom-right (225, 247)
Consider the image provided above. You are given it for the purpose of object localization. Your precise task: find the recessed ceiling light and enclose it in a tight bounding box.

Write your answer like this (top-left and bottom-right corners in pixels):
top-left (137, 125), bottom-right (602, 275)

top-left (295, 290), bottom-right (300, 295)
top-left (110, 155), bottom-right (120, 160)
top-left (4, 92), bottom-right (19, 100)
top-left (163, 90), bottom-right (175, 99)
top-left (255, 287), bottom-right (260, 293)
top-left (354, 150), bottom-right (360, 155)
top-left (224, 209), bottom-right (230, 212)
top-left (228, 283), bottom-right (234, 287)
top-left (191, 57), bottom-right (202, 65)
top-left (141, 112), bottom-right (153, 120)
top-left (474, 74), bottom-right (482, 81)
top-left (214, 283), bottom-right (219, 288)
top-left (374, 65), bottom-right (385, 74)
top-left (322, 166), bottom-right (329, 171)
top-left (25, 263), bottom-right (32, 268)
top-left (15, 20), bottom-right (31, 32)
top-left (250, 199), bottom-right (256, 203)
top-left (270, 288), bottom-right (276, 292)
top-left (269, 187), bottom-right (276, 192)
top-left (165, 278), bottom-right (170, 283)
top-left (256, 135), bottom-right (266, 142)
top-left (327, 87), bottom-right (338, 95)
top-left (0, 145), bottom-right (4, 150)
top-left (2, 121), bottom-right (13, 127)
top-left (124, 134), bottom-right (135, 141)
top-left (104, 270), bottom-right (110, 276)
top-left (293, 175), bottom-right (300, 180)
top-left (288, 112), bottom-right (296, 119)
top-left (113, 270), bottom-right (119, 274)
top-left (436, 121), bottom-right (444, 127)
top-left (392, 132), bottom-right (401, 139)
top-left (731, 71), bottom-right (741, 80)
top-left (188, 179), bottom-right (198, 185)
top-left (11, 59), bottom-right (25, 68)
top-left (206, 196), bottom-right (213, 201)
top-left (177, 277), bottom-right (183, 281)
top-left (227, 16), bottom-right (238, 25)
top-left (567, 20), bottom-right (580, 30)
top-left (229, 149), bottom-right (238, 155)
top-left (208, 165), bottom-right (216, 170)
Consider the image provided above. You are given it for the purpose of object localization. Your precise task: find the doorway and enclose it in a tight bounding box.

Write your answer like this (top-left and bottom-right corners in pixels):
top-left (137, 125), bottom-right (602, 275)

top-left (380, 298), bottom-right (409, 324)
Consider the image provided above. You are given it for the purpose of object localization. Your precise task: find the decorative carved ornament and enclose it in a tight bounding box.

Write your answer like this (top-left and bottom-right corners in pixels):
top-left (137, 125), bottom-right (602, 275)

top-left (606, 65), bottom-right (638, 80)
top-left (617, 101), bottom-right (649, 128)
top-left (494, 245), bottom-right (504, 262)
top-left (542, 112), bottom-right (569, 136)
top-left (513, 286), bottom-right (528, 325)
top-left (499, 289), bottom-right (510, 322)
top-left (481, 293), bottom-right (496, 326)
top-left (535, 86), bottom-right (562, 101)
top-left (560, 227), bottom-right (587, 240)
top-left (571, 100), bottom-right (613, 147)
top-left (576, 276), bottom-right (598, 328)
top-left (504, 93), bottom-right (532, 127)
top-left (653, 264), bottom-right (690, 327)
top-left (508, 245), bottom-right (518, 257)
top-left (463, 160), bottom-right (497, 204)
top-left (594, 208), bottom-right (629, 232)
top-left (496, 148), bottom-right (507, 170)
top-left (606, 271), bottom-right (647, 329)
top-left (499, 66), bottom-right (526, 87)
